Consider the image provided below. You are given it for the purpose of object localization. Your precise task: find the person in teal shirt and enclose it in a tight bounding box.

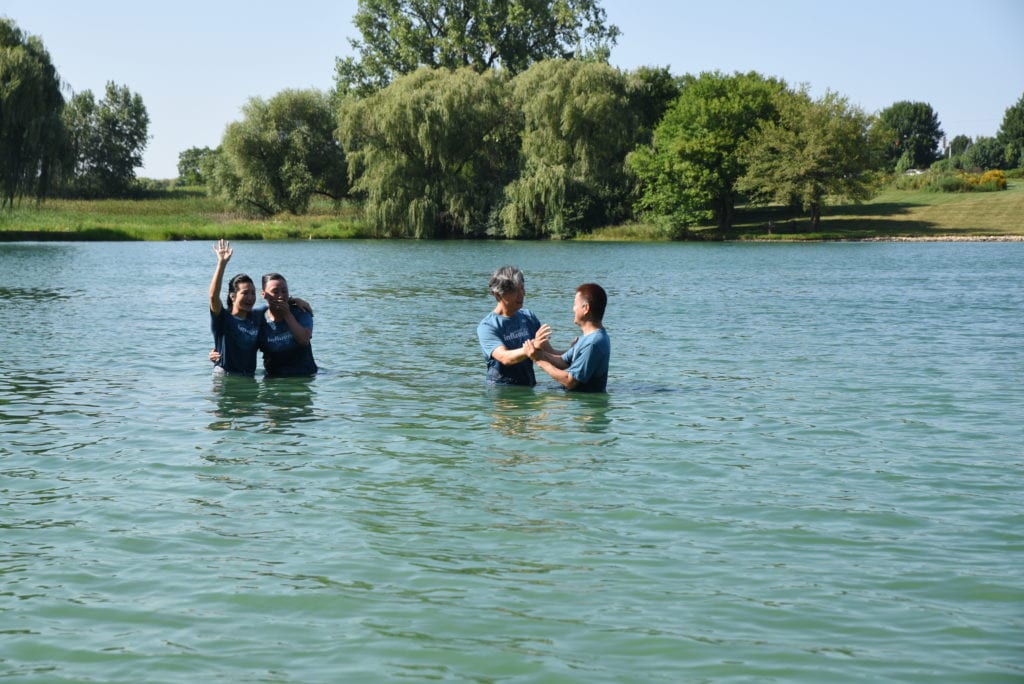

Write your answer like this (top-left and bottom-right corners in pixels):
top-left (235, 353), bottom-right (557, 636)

top-left (476, 265), bottom-right (556, 386)
top-left (524, 283), bottom-right (610, 392)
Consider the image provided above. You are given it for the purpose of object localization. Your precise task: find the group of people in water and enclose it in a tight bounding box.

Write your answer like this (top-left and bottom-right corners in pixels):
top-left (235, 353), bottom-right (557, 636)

top-left (208, 240), bottom-right (610, 392)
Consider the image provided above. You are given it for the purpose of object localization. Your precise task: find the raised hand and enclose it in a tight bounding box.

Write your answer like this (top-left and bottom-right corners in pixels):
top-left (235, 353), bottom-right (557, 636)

top-left (213, 239), bottom-right (233, 264)
top-left (534, 324), bottom-right (552, 348)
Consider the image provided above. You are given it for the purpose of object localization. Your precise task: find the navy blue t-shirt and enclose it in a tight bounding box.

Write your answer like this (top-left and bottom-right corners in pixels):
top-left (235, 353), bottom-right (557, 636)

top-left (211, 308), bottom-right (262, 375)
top-left (260, 306), bottom-right (318, 377)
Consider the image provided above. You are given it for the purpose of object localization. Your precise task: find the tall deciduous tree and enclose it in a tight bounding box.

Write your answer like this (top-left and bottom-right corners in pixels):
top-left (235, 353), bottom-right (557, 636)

top-left (949, 134), bottom-right (972, 157)
top-left (209, 89), bottom-right (348, 216)
top-left (960, 136), bottom-right (1005, 171)
top-left (996, 92), bottom-right (1024, 169)
top-left (63, 82), bottom-right (150, 197)
top-left (628, 71), bottom-right (785, 231)
top-left (738, 90), bottom-right (881, 231)
top-left (624, 65), bottom-right (680, 146)
top-left (500, 58), bottom-right (635, 238)
top-left (0, 18), bottom-right (65, 207)
top-left (335, 0), bottom-right (620, 94)
top-left (339, 67), bottom-right (515, 237)
top-left (176, 146), bottom-right (216, 185)
top-left (878, 100), bottom-right (944, 170)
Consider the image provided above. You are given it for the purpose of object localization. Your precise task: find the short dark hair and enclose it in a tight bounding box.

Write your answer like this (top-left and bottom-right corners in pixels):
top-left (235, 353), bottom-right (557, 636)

top-left (576, 283), bottom-right (606, 322)
top-left (261, 272), bottom-right (287, 289)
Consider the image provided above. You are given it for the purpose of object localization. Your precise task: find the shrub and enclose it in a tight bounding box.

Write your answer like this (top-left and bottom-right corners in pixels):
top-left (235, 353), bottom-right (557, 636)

top-left (979, 169), bottom-right (1008, 190)
top-left (927, 174), bottom-right (969, 192)
top-left (920, 170), bottom-right (1006, 193)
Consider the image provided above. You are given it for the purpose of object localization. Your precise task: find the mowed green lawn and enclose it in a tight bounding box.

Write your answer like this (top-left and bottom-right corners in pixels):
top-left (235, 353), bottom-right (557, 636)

top-left (2, 182), bottom-right (1022, 241)
top-left (725, 180), bottom-right (1024, 241)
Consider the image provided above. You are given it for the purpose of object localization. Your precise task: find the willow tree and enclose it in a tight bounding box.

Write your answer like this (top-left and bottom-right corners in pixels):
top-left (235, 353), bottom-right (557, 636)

top-left (209, 89), bottom-right (347, 215)
top-left (339, 67), bottom-right (516, 237)
top-left (0, 18), bottom-right (65, 208)
top-left (628, 71), bottom-right (785, 232)
top-left (738, 90), bottom-right (881, 231)
top-left (499, 59), bottom-right (635, 238)
top-left (335, 0), bottom-right (619, 95)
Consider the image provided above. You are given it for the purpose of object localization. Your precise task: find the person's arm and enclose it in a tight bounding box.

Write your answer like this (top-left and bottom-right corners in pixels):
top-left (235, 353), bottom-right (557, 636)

top-left (209, 239), bottom-right (232, 315)
top-left (524, 339), bottom-right (578, 389)
top-left (290, 297), bottom-right (313, 314)
top-left (489, 324), bottom-right (551, 365)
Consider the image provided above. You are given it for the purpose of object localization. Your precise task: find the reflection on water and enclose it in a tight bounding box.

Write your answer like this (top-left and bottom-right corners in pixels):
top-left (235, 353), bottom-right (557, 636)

top-left (486, 386), bottom-right (613, 442)
top-left (208, 373), bottom-right (317, 432)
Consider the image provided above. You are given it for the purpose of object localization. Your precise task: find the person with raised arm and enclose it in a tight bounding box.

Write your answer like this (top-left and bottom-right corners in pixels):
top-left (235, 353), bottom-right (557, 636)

top-left (208, 239), bottom-right (262, 375)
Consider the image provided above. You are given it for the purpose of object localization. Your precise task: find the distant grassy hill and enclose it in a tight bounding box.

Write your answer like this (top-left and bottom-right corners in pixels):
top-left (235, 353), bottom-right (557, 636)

top-left (2, 181), bottom-right (1022, 241)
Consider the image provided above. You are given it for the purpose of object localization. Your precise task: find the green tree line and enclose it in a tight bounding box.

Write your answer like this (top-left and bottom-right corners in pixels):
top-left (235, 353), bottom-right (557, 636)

top-left (1, 17), bottom-right (150, 207)
top-left (6, 3), bottom-right (1023, 236)
top-left (189, 0), bottom-right (1024, 238)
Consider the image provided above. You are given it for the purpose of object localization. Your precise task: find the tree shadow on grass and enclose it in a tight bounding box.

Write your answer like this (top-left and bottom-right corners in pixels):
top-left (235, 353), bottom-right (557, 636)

top-left (693, 201), bottom-right (951, 240)
top-left (824, 201), bottom-right (925, 218)
top-left (789, 218), bottom-right (942, 239)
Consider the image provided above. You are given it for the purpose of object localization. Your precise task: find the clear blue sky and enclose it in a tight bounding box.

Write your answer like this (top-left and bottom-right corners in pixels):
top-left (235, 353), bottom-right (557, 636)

top-left (4, 0), bottom-right (1023, 178)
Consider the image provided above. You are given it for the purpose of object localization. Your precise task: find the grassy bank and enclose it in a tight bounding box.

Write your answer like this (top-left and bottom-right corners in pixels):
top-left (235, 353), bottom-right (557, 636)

top-left (0, 189), bottom-right (370, 241)
top-left (2, 182), bottom-right (1022, 242)
top-left (586, 180), bottom-right (1024, 241)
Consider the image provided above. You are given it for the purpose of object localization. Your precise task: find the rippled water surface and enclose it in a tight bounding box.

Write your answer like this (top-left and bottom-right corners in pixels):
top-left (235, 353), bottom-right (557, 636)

top-left (1, 240), bottom-right (1022, 682)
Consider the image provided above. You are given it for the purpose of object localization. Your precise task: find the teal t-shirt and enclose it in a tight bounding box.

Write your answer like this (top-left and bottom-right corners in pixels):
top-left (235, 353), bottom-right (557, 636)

top-left (561, 327), bottom-right (610, 392)
top-left (477, 308), bottom-right (542, 386)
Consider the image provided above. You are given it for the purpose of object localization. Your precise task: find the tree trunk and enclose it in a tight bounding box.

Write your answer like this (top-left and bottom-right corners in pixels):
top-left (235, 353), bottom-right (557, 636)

top-left (809, 203), bottom-right (821, 231)
top-left (717, 199), bottom-right (735, 232)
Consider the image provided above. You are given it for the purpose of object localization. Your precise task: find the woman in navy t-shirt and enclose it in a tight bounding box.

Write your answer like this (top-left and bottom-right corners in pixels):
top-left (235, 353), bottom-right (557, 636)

top-left (209, 239), bottom-right (262, 375)
top-left (258, 272), bottom-right (318, 377)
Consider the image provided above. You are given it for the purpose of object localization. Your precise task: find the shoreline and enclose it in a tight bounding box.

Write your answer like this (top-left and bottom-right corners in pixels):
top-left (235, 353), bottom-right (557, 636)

top-left (2, 233), bottom-right (1024, 243)
top-left (835, 235), bottom-right (1024, 242)
top-left (741, 234), bottom-right (1024, 243)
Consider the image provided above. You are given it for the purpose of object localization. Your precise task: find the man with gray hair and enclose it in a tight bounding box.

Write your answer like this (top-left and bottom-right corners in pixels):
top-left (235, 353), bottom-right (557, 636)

top-left (476, 265), bottom-right (555, 386)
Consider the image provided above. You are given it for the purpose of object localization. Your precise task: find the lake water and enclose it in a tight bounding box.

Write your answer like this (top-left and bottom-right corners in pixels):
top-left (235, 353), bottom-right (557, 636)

top-left (1, 240), bottom-right (1021, 682)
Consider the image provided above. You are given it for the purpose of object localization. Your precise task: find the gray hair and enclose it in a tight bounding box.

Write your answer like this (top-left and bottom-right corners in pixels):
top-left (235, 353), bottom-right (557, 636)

top-left (488, 265), bottom-right (525, 299)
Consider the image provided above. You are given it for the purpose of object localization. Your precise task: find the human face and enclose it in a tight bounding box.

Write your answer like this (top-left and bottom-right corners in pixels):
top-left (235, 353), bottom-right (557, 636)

top-left (497, 286), bottom-right (525, 316)
top-left (262, 278), bottom-right (289, 304)
top-left (572, 291), bottom-right (589, 326)
top-left (232, 281), bottom-right (256, 315)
